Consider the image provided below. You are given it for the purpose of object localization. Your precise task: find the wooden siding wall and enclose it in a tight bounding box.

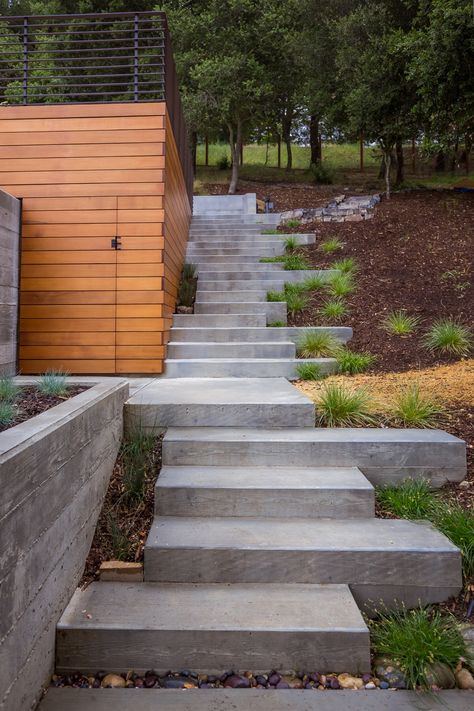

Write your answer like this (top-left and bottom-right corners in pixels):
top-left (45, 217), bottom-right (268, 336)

top-left (0, 102), bottom-right (190, 375)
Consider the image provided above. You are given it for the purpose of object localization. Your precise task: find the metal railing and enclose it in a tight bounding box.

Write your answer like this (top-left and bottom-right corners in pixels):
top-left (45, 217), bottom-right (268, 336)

top-left (0, 11), bottom-right (193, 203)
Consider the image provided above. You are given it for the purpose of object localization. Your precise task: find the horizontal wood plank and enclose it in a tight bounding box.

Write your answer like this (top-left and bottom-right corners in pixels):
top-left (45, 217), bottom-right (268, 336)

top-left (20, 360), bottom-right (117, 374)
top-left (20, 319), bottom-right (115, 332)
top-left (0, 102), bottom-right (165, 120)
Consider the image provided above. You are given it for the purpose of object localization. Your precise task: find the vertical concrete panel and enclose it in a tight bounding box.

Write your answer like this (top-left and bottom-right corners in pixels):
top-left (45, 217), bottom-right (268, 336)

top-left (0, 189), bottom-right (21, 375)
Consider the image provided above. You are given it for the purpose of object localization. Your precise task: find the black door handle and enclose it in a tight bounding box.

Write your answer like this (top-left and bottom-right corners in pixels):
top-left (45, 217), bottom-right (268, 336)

top-left (111, 237), bottom-right (122, 250)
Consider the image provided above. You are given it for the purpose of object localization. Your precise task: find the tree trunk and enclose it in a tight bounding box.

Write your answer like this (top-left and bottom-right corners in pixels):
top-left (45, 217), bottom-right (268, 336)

top-left (310, 115), bottom-right (322, 166)
top-left (384, 149), bottom-right (392, 199)
top-left (359, 132), bottom-right (364, 172)
top-left (277, 134), bottom-right (281, 168)
top-left (265, 135), bottom-right (270, 165)
top-left (465, 135), bottom-right (471, 175)
top-left (395, 139), bottom-right (404, 185)
top-left (191, 131), bottom-right (197, 176)
top-left (435, 150), bottom-right (445, 172)
top-left (411, 138), bottom-right (416, 175)
top-left (281, 106), bottom-right (294, 172)
top-left (205, 134), bottom-right (209, 166)
top-left (228, 120), bottom-right (242, 195)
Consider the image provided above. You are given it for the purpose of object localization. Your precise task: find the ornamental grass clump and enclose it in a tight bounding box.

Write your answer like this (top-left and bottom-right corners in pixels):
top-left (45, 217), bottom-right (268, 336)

top-left (315, 383), bottom-right (376, 427)
top-left (297, 330), bottom-right (341, 358)
top-left (0, 375), bottom-right (19, 403)
top-left (296, 362), bottom-right (324, 381)
top-left (284, 236), bottom-right (298, 252)
top-left (302, 274), bottom-right (325, 291)
top-left (121, 428), bottom-right (156, 504)
top-left (336, 348), bottom-right (376, 374)
top-left (319, 298), bottom-right (348, 321)
top-left (267, 289), bottom-right (285, 302)
top-left (326, 272), bottom-right (355, 297)
top-left (331, 257), bottom-right (358, 275)
top-left (0, 401), bottom-right (15, 427)
top-left (369, 605), bottom-right (469, 690)
top-left (38, 370), bottom-right (70, 397)
top-left (382, 310), bottom-right (420, 336)
top-left (286, 292), bottom-right (308, 316)
top-left (283, 253), bottom-right (310, 270)
top-left (434, 504), bottom-right (474, 582)
top-left (376, 479), bottom-right (438, 520)
top-left (423, 318), bottom-right (472, 357)
top-left (319, 237), bottom-right (345, 254)
top-left (389, 384), bottom-right (445, 428)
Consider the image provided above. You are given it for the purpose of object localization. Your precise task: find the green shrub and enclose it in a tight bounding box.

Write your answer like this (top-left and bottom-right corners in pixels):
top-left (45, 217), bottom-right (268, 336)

top-left (376, 479), bottom-right (437, 520)
top-left (435, 504), bottom-right (474, 582)
top-left (331, 257), bottom-right (358, 274)
top-left (297, 330), bottom-right (342, 358)
top-left (315, 383), bottom-right (375, 427)
top-left (319, 297), bottom-right (348, 321)
top-left (326, 272), bottom-right (355, 297)
top-left (389, 384), bottom-right (445, 428)
top-left (310, 161), bottom-right (333, 184)
top-left (336, 348), bottom-right (375, 374)
top-left (283, 218), bottom-right (301, 229)
top-left (267, 289), bottom-right (285, 302)
top-left (178, 279), bottom-right (195, 307)
top-left (369, 606), bottom-right (469, 689)
top-left (382, 310), bottom-right (420, 335)
top-left (216, 154), bottom-right (230, 170)
top-left (260, 256), bottom-right (285, 263)
top-left (319, 237), bottom-right (344, 254)
top-left (284, 282), bottom-right (307, 296)
top-left (38, 370), bottom-right (70, 397)
top-left (0, 401), bottom-right (15, 427)
top-left (182, 262), bottom-right (196, 281)
top-left (268, 320), bottom-right (285, 327)
top-left (296, 362), bottom-right (324, 381)
top-left (0, 375), bottom-right (19, 403)
top-left (121, 428), bottom-right (156, 503)
top-left (286, 292), bottom-right (308, 315)
top-left (284, 236), bottom-right (298, 252)
top-left (423, 318), bottom-right (472, 357)
top-left (302, 274), bottom-right (325, 291)
top-left (283, 254), bottom-right (310, 270)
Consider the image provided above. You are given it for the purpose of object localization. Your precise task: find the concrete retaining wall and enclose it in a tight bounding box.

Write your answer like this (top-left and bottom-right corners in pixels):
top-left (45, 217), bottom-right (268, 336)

top-left (0, 190), bottom-right (21, 376)
top-left (0, 379), bottom-right (129, 711)
top-left (193, 193), bottom-right (257, 214)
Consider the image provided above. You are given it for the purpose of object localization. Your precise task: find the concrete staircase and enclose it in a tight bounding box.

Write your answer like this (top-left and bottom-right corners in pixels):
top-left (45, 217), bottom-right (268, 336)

top-left (48, 201), bottom-right (466, 708)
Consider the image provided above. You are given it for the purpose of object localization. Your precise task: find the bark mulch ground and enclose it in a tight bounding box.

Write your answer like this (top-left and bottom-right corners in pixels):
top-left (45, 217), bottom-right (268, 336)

top-left (0, 385), bottom-right (87, 434)
top-left (204, 179), bottom-right (336, 212)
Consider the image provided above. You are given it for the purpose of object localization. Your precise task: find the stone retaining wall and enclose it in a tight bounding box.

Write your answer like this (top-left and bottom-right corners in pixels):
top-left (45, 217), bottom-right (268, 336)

top-left (0, 379), bottom-right (129, 711)
top-left (0, 190), bottom-right (21, 375)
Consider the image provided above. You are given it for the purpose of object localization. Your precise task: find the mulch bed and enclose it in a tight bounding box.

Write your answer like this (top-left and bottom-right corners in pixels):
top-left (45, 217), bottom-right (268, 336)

top-left (0, 385), bottom-right (87, 434)
top-left (204, 179), bottom-right (335, 212)
top-left (287, 190), bottom-right (474, 373)
top-left (80, 435), bottom-right (162, 587)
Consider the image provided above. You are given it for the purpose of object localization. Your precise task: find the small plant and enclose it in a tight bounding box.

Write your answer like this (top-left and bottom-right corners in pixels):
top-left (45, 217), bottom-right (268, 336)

top-left (121, 428), bottom-right (156, 503)
top-left (283, 218), bottom-right (301, 229)
top-left (326, 272), bottom-right (355, 297)
top-left (267, 289), bottom-right (285, 302)
top-left (0, 401), bottom-right (15, 427)
top-left (182, 262), bottom-right (196, 281)
top-left (268, 320), bottom-right (285, 327)
top-left (434, 504), bottom-right (474, 581)
top-left (297, 330), bottom-right (342, 358)
top-left (310, 161), bottom-right (333, 184)
top-left (315, 383), bottom-right (375, 427)
top-left (389, 384), bottom-right (445, 428)
top-left (302, 274), bottom-right (326, 291)
top-left (178, 279), bottom-right (195, 307)
top-left (336, 348), bottom-right (375, 374)
top-left (331, 257), bottom-right (358, 275)
top-left (38, 370), bottom-right (70, 397)
top-left (376, 479), bottom-right (437, 520)
top-left (283, 254), bottom-right (310, 270)
top-left (284, 236), bottom-right (298, 252)
top-left (0, 375), bottom-right (19, 403)
top-left (296, 362), bottom-right (324, 381)
top-left (286, 292), bottom-right (308, 316)
top-left (260, 256), bottom-right (285, 263)
top-left (107, 514), bottom-right (133, 561)
top-left (262, 228), bottom-right (279, 235)
top-left (319, 298), bottom-right (348, 321)
top-left (283, 282), bottom-right (307, 296)
top-left (423, 318), bottom-right (471, 357)
top-left (369, 606), bottom-right (469, 690)
top-left (382, 310), bottom-right (420, 336)
top-left (319, 237), bottom-right (344, 254)
top-left (216, 154), bottom-right (230, 170)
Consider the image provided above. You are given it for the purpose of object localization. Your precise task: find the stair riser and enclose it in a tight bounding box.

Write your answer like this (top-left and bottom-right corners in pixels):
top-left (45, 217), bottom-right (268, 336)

top-left (195, 292), bottom-right (267, 302)
top-left (169, 327), bottom-right (352, 343)
top-left (166, 343), bottom-right (296, 358)
top-left (195, 264), bottom-right (284, 273)
top-left (196, 270), bottom-right (337, 288)
top-left (187, 248), bottom-right (285, 257)
top-left (162, 359), bottom-right (336, 379)
top-left (194, 302), bottom-right (286, 322)
top-left (192, 255), bottom-right (276, 263)
top-left (198, 281), bottom-right (287, 292)
top-left (188, 235), bottom-right (315, 245)
top-left (173, 315), bottom-right (267, 327)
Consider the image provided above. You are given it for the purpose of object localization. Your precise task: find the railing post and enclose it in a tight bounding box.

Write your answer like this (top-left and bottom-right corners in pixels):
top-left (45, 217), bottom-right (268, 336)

top-left (22, 16), bottom-right (28, 104)
top-left (133, 14), bottom-right (139, 101)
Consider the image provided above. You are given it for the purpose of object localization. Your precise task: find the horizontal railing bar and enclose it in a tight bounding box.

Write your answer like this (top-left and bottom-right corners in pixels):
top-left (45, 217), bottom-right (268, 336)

top-left (0, 54), bottom-right (163, 63)
top-left (10, 88), bottom-right (165, 98)
top-left (0, 78), bottom-right (164, 88)
top-left (0, 71), bottom-right (164, 81)
top-left (0, 43), bottom-right (164, 54)
top-left (0, 33), bottom-right (164, 45)
top-left (4, 10), bottom-right (165, 21)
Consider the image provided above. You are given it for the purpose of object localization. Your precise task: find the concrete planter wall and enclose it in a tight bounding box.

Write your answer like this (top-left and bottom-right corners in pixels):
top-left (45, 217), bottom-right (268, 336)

top-left (0, 379), bottom-right (128, 711)
top-left (0, 189), bottom-right (21, 376)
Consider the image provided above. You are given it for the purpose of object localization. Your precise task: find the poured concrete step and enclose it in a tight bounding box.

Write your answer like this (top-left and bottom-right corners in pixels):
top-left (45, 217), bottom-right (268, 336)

top-left (170, 326), bottom-right (352, 344)
top-left (195, 263), bottom-right (284, 273)
top-left (192, 254), bottom-right (275, 263)
top-left (198, 280), bottom-right (287, 292)
top-left (187, 247), bottom-right (286, 256)
top-left (144, 517), bottom-right (462, 607)
top-left (195, 291), bottom-right (267, 302)
top-left (155, 465), bottom-right (374, 518)
top-left (197, 269), bottom-right (335, 282)
top-left (173, 314), bottom-right (267, 327)
top-left (162, 357), bottom-right (335, 379)
top-left (162, 428), bottom-right (467, 487)
top-left (194, 302), bottom-right (286, 323)
top-left (125, 378), bottom-right (314, 429)
top-left (166, 342), bottom-right (296, 359)
top-left (56, 582), bottom-right (370, 674)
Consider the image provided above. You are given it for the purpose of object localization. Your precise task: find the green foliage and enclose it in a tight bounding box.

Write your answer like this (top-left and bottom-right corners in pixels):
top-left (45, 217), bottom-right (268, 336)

top-left (268, 320), bottom-right (285, 327)
top-left (326, 272), bottom-right (355, 297)
top-left (319, 238), bottom-right (344, 254)
top-left (37, 370), bottom-right (69, 397)
top-left (261, 228), bottom-right (279, 235)
top-left (286, 291), bottom-right (308, 316)
top-left (182, 262), bottom-right (197, 281)
top-left (0, 375), bottom-right (19, 403)
top-left (296, 362), bottom-right (324, 381)
top-left (283, 218), bottom-right (301, 229)
top-left (0, 401), bottom-right (15, 427)
top-left (178, 280), bottom-right (195, 307)
top-left (302, 274), bottom-right (325, 291)
top-left (107, 514), bottom-right (132, 562)
top-left (389, 384), bottom-right (445, 428)
top-left (310, 161), bottom-right (333, 184)
top-left (336, 348), bottom-right (375, 375)
top-left (297, 330), bottom-right (341, 358)
top-left (376, 479), bottom-right (437, 520)
top-left (284, 236), bottom-right (298, 252)
top-left (260, 255), bottom-right (285, 263)
top-left (283, 253), bottom-right (310, 270)
top-left (283, 281), bottom-right (307, 296)
top-left (315, 383), bottom-right (375, 427)
top-left (267, 289), bottom-right (285, 302)
top-left (319, 297), bottom-right (348, 321)
top-left (216, 154), bottom-right (230, 170)
top-left (369, 606), bottom-right (469, 690)
top-left (423, 319), bottom-right (472, 357)
top-left (435, 504), bottom-right (474, 582)
top-left (331, 257), bottom-right (358, 275)
top-left (382, 310), bottom-right (420, 335)
top-left (121, 428), bottom-right (156, 504)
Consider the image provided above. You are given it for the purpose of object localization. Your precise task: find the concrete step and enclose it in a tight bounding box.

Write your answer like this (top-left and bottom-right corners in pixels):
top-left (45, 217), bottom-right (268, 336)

top-left (166, 342), bottom-right (296, 359)
top-left (191, 254), bottom-right (274, 263)
top-left (195, 263), bottom-right (284, 273)
top-left (194, 302), bottom-right (286, 323)
top-left (162, 358), bottom-right (336, 379)
top-left (162, 428), bottom-right (467, 488)
top-left (55, 582), bottom-right (370, 674)
top-left (38, 688), bottom-right (474, 711)
top-left (187, 247), bottom-right (285, 256)
top-left (144, 517), bottom-right (462, 607)
top-left (169, 326), bottom-right (352, 344)
top-left (188, 235), bottom-right (314, 247)
top-left (125, 378), bottom-right (314, 430)
top-left (173, 314), bottom-right (267, 327)
top-left (155, 465), bottom-right (374, 518)
top-left (195, 291), bottom-right (267, 302)
top-left (197, 270), bottom-right (337, 289)
top-left (198, 280), bottom-right (287, 292)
